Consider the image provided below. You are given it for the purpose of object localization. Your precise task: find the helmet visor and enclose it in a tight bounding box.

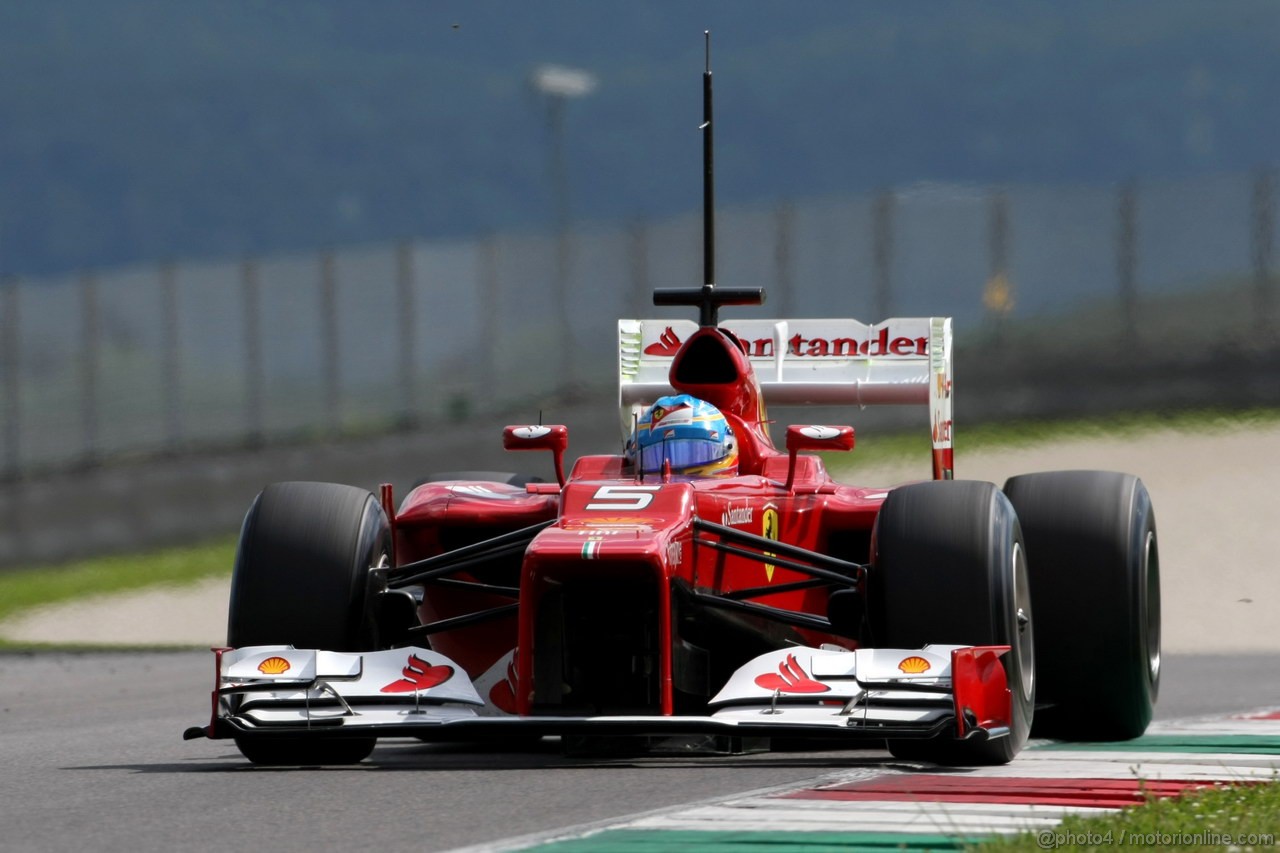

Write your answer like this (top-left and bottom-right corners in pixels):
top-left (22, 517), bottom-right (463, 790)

top-left (637, 437), bottom-right (726, 474)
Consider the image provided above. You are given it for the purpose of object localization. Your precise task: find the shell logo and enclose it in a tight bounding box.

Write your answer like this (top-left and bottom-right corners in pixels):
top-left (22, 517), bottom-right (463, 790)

top-left (897, 656), bottom-right (931, 674)
top-left (257, 656), bottom-right (291, 675)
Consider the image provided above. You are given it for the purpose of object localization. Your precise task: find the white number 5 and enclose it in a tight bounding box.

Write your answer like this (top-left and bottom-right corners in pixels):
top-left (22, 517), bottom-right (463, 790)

top-left (585, 485), bottom-right (660, 510)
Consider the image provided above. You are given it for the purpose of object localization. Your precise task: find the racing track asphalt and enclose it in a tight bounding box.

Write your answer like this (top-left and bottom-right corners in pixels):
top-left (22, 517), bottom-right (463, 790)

top-left (2, 423), bottom-right (1277, 849)
top-left (1, 650), bottom-right (1278, 853)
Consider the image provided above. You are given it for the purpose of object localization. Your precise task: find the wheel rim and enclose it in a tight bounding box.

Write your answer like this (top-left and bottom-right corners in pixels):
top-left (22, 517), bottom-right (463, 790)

top-left (1144, 530), bottom-right (1161, 687)
top-left (1012, 541), bottom-right (1034, 702)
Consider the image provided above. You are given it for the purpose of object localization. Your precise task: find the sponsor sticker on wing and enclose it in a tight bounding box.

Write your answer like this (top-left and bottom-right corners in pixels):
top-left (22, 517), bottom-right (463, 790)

top-left (380, 653), bottom-right (455, 694)
top-left (754, 653), bottom-right (830, 694)
top-left (898, 655), bottom-right (932, 674)
top-left (257, 656), bottom-right (291, 675)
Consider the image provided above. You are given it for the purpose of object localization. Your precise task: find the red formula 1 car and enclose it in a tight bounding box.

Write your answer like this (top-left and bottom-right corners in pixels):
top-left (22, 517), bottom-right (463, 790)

top-left (186, 44), bottom-right (1160, 767)
top-left (185, 283), bottom-right (1160, 767)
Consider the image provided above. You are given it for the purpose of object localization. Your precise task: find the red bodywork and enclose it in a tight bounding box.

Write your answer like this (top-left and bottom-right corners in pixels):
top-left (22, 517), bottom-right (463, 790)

top-left (393, 325), bottom-right (891, 718)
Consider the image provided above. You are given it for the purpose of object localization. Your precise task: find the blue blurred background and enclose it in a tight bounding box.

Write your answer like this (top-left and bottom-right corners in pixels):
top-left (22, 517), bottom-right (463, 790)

top-left (1, 2), bottom-right (1277, 562)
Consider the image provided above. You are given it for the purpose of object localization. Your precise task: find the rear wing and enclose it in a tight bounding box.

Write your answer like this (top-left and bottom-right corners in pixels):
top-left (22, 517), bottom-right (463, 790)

top-left (618, 317), bottom-right (954, 479)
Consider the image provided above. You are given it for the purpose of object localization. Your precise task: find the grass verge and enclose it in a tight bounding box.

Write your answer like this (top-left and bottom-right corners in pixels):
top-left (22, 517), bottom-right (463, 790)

top-left (829, 404), bottom-right (1280, 470)
top-left (0, 538), bottom-right (235, 626)
top-left (1, 404), bottom-right (1276, 640)
top-left (974, 776), bottom-right (1280, 851)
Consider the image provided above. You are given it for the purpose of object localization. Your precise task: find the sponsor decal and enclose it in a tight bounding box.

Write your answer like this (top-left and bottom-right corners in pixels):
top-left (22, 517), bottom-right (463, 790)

top-left (721, 506), bottom-right (753, 526)
top-left (666, 539), bottom-right (683, 568)
top-left (643, 327), bottom-right (683, 357)
top-left (380, 654), bottom-right (455, 694)
top-left (642, 326), bottom-right (928, 360)
top-left (511, 425), bottom-right (552, 439)
top-left (799, 425), bottom-right (842, 440)
top-left (488, 654), bottom-right (518, 714)
top-left (762, 506), bottom-right (780, 582)
top-left (898, 655), bottom-right (932, 674)
top-left (585, 484), bottom-right (660, 510)
top-left (452, 484), bottom-right (518, 500)
top-left (650, 401), bottom-right (692, 428)
top-left (257, 656), bottom-right (291, 675)
top-left (562, 517), bottom-right (662, 529)
top-left (754, 653), bottom-right (830, 694)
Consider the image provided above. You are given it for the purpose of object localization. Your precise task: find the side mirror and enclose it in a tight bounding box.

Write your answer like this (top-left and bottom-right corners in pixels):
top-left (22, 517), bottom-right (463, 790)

top-left (503, 425), bottom-right (569, 487)
top-left (783, 425), bottom-right (854, 491)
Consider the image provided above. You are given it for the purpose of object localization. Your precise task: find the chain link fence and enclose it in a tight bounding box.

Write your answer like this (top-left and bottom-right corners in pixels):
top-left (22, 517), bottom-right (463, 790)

top-left (2, 169), bottom-right (1277, 480)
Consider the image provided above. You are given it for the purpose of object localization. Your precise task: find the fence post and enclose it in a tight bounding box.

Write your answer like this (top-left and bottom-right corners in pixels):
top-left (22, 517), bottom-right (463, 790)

top-left (983, 189), bottom-right (1014, 340)
top-left (775, 201), bottom-right (795, 316)
top-left (80, 270), bottom-right (100, 466)
top-left (872, 190), bottom-right (894, 319)
top-left (1252, 169), bottom-right (1275, 344)
top-left (2, 276), bottom-right (19, 479)
top-left (241, 257), bottom-right (263, 447)
top-left (1117, 181), bottom-right (1139, 348)
top-left (160, 261), bottom-right (182, 450)
top-left (396, 240), bottom-right (417, 427)
top-left (320, 249), bottom-right (341, 436)
top-left (478, 236), bottom-right (499, 415)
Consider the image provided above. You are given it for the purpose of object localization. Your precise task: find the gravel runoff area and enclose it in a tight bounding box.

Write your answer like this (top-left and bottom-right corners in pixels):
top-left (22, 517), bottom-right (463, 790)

top-left (1, 422), bottom-right (1276, 653)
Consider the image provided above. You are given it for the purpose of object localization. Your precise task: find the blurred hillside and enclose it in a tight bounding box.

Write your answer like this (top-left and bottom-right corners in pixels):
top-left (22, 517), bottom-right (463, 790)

top-left (3, 0), bottom-right (1279, 276)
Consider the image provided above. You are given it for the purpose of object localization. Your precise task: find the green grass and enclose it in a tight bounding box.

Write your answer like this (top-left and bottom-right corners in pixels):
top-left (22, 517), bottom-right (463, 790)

top-left (974, 776), bottom-right (1280, 852)
top-left (0, 537), bottom-right (235, 626)
top-left (831, 405), bottom-right (1280, 471)
top-left (1, 403), bottom-right (1276, 644)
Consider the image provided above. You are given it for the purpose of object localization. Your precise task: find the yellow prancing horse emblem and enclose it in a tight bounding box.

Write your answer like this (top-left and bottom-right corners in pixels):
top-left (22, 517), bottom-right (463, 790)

top-left (762, 506), bottom-right (780, 581)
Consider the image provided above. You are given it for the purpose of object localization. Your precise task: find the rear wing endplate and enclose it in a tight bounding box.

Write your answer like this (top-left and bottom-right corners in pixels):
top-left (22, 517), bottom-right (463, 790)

top-left (618, 318), bottom-right (954, 479)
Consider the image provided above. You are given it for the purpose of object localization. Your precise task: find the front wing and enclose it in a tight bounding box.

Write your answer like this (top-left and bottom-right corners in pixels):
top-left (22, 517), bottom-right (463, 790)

top-left (185, 644), bottom-right (1012, 745)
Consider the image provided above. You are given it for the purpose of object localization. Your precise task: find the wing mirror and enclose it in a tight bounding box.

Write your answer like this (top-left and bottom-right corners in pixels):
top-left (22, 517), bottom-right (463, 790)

top-left (783, 424), bottom-right (855, 491)
top-left (503, 424), bottom-right (569, 487)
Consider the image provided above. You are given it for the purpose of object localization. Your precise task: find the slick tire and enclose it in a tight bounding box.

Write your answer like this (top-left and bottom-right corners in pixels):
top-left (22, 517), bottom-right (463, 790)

top-left (1003, 471), bottom-right (1160, 741)
top-left (227, 481), bottom-right (390, 766)
top-left (873, 480), bottom-right (1034, 766)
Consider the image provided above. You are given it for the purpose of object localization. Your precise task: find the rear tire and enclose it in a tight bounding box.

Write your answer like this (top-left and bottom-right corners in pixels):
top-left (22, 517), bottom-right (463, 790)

top-left (873, 481), bottom-right (1034, 766)
top-left (227, 481), bottom-right (389, 765)
top-left (1003, 471), bottom-right (1159, 741)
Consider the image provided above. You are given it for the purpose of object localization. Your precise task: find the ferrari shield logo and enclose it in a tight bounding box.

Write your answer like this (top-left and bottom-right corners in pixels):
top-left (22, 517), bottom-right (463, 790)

top-left (762, 506), bottom-right (779, 581)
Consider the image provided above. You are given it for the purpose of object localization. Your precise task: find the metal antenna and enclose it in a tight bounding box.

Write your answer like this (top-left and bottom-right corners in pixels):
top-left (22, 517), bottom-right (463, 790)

top-left (701, 31), bottom-right (715, 307)
top-left (651, 33), bottom-right (765, 326)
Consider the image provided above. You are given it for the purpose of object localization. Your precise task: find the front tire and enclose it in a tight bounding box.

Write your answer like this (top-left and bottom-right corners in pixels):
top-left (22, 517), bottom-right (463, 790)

top-left (1003, 471), bottom-right (1159, 741)
top-left (227, 481), bottom-right (390, 765)
top-left (873, 480), bottom-right (1034, 765)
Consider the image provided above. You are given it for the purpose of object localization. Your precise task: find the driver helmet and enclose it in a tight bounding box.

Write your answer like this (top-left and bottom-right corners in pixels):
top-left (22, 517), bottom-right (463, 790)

top-left (627, 394), bottom-right (738, 477)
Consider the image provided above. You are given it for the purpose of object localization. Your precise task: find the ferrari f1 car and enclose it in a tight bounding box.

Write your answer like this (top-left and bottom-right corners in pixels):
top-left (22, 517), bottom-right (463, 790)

top-left (185, 42), bottom-right (1160, 768)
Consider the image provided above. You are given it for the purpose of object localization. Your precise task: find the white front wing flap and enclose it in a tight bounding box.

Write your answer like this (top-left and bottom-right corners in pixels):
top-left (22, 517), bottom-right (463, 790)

top-left (198, 642), bottom-right (1002, 741)
top-left (214, 646), bottom-right (486, 731)
top-left (708, 646), bottom-right (962, 730)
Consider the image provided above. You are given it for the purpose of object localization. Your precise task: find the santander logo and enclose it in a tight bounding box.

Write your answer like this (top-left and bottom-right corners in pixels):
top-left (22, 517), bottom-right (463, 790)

top-left (644, 327), bottom-right (683, 356)
top-left (643, 326), bottom-right (927, 359)
top-left (380, 654), bottom-right (454, 694)
top-left (754, 653), bottom-right (830, 694)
